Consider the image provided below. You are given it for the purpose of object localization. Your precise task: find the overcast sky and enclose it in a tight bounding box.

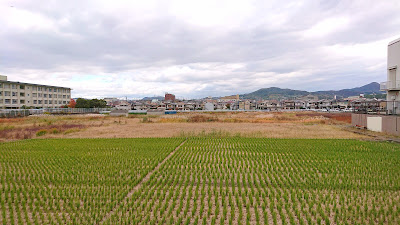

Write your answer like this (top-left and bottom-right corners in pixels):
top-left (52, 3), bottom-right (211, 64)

top-left (1, 0), bottom-right (400, 99)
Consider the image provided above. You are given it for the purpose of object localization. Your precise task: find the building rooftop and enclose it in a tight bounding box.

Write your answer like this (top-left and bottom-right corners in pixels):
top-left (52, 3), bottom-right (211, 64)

top-left (389, 37), bottom-right (400, 46)
top-left (0, 80), bottom-right (71, 89)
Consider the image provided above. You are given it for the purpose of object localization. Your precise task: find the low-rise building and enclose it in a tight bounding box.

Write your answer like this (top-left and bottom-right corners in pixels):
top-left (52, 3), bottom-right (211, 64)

top-left (0, 75), bottom-right (71, 109)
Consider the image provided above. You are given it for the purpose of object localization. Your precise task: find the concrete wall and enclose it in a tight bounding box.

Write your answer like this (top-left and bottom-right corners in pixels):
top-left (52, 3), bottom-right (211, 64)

top-left (351, 114), bottom-right (367, 128)
top-left (367, 117), bottom-right (382, 132)
top-left (382, 116), bottom-right (400, 136)
top-left (352, 113), bottom-right (400, 136)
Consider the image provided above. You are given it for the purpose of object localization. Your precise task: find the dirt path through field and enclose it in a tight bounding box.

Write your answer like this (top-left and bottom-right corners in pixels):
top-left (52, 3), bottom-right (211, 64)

top-left (98, 138), bottom-right (187, 225)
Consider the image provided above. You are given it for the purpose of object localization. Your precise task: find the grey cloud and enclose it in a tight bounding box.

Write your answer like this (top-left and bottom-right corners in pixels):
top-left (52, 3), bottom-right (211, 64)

top-left (1, 0), bottom-right (399, 98)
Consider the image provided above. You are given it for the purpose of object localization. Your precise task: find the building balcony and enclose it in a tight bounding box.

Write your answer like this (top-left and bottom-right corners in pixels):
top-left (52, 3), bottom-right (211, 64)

top-left (380, 81), bottom-right (400, 91)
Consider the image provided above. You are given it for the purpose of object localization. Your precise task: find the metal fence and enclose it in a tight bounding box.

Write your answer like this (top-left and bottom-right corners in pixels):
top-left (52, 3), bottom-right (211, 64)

top-left (0, 110), bottom-right (30, 118)
top-left (351, 101), bottom-right (400, 115)
top-left (0, 108), bottom-right (111, 118)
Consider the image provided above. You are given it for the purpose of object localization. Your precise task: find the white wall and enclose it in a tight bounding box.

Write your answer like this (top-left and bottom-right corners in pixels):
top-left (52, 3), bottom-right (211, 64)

top-left (387, 38), bottom-right (400, 101)
top-left (367, 116), bottom-right (382, 132)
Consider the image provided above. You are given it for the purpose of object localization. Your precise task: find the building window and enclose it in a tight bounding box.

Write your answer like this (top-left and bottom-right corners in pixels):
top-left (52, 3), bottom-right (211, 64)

top-left (38, 87), bottom-right (42, 91)
top-left (12, 99), bottom-right (17, 104)
top-left (38, 93), bottom-right (42, 97)
top-left (49, 94), bottom-right (52, 98)
top-left (20, 92), bottom-right (25, 97)
top-left (0, 91), bottom-right (2, 96)
top-left (5, 99), bottom-right (10, 104)
top-left (59, 101), bottom-right (62, 104)
top-left (63, 95), bottom-right (66, 99)
top-left (4, 84), bottom-right (10, 88)
top-left (58, 94), bottom-right (62, 98)
top-left (49, 88), bottom-right (52, 92)
top-left (20, 100), bottom-right (25, 104)
top-left (12, 84), bottom-right (17, 89)
top-left (38, 100), bottom-right (42, 104)
top-left (12, 92), bottom-right (17, 97)
top-left (54, 89), bottom-right (57, 92)
top-left (58, 89), bottom-right (61, 92)
top-left (34, 100), bottom-right (37, 104)
top-left (32, 93), bottom-right (37, 97)
top-left (44, 88), bottom-right (48, 91)
top-left (44, 94), bottom-right (47, 98)
top-left (44, 100), bottom-right (48, 104)
top-left (0, 83), bottom-right (2, 88)
top-left (20, 85), bottom-right (25, 89)
top-left (0, 99), bottom-right (2, 104)
top-left (49, 100), bottom-right (52, 104)
top-left (67, 95), bottom-right (70, 99)
top-left (63, 101), bottom-right (66, 104)
top-left (5, 91), bottom-right (10, 96)
top-left (32, 86), bottom-right (37, 91)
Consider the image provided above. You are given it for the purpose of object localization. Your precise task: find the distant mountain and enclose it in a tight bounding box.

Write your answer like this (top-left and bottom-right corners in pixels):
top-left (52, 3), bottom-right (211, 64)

top-left (241, 82), bottom-right (384, 100)
top-left (141, 96), bottom-right (164, 101)
top-left (241, 87), bottom-right (308, 100)
top-left (313, 82), bottom-right (382, 98)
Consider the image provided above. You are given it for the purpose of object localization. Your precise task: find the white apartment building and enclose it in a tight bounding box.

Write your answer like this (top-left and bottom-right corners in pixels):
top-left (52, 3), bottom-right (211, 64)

top-left (0, 75), bottom-right (71, 109)
top-left (381, 38), bottom-right (400, 100)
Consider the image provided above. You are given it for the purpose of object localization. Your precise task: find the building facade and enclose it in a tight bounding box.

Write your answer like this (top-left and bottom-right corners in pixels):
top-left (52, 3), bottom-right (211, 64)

top-left (0, 75), bottom-right (71, 109)
top-left (165, 93), bottom-right (175, 101)
top-left (382, 38), bottom-right (400, 100)
top-left (380, 37), bottom-right (400, 115)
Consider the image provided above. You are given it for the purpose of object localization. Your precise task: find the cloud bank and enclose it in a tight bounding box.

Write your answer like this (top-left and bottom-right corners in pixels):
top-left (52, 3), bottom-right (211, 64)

top-left (1, 0), bottom-right (400, 98)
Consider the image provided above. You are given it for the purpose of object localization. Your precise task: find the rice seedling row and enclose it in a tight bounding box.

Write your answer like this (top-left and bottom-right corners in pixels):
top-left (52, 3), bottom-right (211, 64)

top-left (105, 138), bottom-right (400, 225)
top-left (0, 138), bottom-right (184, 224)
top-left (1, 138), bottom-right (399, 225)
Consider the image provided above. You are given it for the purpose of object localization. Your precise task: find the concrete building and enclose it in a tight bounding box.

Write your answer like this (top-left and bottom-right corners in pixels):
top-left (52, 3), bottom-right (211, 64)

top-left (353, 37), bottom-right (400, 136)
top-left (115, 100), bottom-right (131, 110)
top-left (165, 93), bottom-right (175, 101)
top-left (218, 94), bottom-right (240, 102)
top-left (381, 38), bottom-right (400, 100)
top-left (204, 102), bottom-right (215, 110)
top-left (0, 75), bottom-right (71, 109)
top-left (380, 37), bottom-right (400, 114)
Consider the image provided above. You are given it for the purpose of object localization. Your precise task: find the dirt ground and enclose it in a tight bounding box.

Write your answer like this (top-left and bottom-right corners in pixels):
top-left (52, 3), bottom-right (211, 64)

top-left (0, 112), bottom-right (370, 141)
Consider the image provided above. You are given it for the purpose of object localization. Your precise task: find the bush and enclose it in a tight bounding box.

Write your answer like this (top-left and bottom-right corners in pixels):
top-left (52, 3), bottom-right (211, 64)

top-left (36, 130), bottom-right (47, 137)
top-left (49, 128), bottom-right (60, 134)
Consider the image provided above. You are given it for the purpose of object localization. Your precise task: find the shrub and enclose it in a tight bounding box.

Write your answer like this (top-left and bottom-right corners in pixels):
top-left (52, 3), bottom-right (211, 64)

top-left (49, 128), bottom-right (60, 134)
top-left (36, 129), bottom-right (47, 136)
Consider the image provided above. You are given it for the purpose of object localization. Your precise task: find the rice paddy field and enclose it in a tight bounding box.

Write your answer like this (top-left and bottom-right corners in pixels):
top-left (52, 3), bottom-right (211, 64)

top-left (0, 138), bottom-right (399, 225)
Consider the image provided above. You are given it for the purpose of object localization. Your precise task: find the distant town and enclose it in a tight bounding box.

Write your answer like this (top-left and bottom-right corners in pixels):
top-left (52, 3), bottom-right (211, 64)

top-left (0, 74), bottom-right (388, 112)
top-left (104, 89), bottom-right (385, 112)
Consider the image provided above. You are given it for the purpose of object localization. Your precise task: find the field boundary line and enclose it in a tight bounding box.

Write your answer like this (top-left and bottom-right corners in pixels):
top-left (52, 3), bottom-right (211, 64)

top-left (98, 138), bottom-right (187, 224)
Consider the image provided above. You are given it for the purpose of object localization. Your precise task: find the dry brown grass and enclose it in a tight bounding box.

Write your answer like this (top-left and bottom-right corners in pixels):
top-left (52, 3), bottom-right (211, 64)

top-left (0, 112), bottom-right (367, 141)
top-left (70, 120), bottom-right (366, 139)
top-left (0, 114), bottom-right (105, 141)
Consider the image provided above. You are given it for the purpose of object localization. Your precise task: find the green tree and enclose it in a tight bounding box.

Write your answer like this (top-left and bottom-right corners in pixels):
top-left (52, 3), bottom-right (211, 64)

top-left (75, 98), bottom-right (107, 108)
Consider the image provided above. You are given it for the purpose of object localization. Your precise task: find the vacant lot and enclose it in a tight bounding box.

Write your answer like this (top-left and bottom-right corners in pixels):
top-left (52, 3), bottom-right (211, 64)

top-left (0, 112), bottom-right (367, 141)
top-left (1, 138), bottom-right (399, 224)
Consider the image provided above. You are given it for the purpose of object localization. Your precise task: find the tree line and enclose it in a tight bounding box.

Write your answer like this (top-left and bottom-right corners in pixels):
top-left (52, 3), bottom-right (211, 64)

top-left (74, 98), bottom-right (108, 108)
